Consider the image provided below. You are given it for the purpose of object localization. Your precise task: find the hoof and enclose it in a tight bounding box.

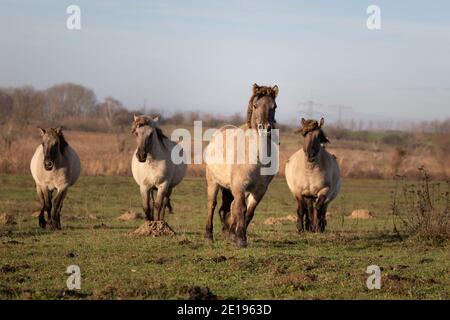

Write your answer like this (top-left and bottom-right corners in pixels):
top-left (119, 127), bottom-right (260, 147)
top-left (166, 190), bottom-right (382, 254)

top-left (204, 231), bottom-right (213, 241)
top-left (38, 220), bottom-right (46, 229)
top-left (235, 238), bottom-right (247, 248)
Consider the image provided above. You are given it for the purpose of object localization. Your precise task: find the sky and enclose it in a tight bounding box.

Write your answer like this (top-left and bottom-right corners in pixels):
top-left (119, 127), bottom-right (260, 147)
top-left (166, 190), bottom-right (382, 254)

top-left (0, 0), bottom-right (449, 125)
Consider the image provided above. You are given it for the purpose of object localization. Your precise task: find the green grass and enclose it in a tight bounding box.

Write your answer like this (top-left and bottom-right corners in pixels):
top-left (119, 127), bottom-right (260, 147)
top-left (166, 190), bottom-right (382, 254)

top-left (0, 175), bottom-right (448, 299)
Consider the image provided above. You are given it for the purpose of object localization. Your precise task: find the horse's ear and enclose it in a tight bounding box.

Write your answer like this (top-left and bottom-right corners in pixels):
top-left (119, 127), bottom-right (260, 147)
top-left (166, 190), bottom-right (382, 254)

top-left (153, 116), bottom-right (160, 123)
top-left (319, 117), bottom-right (325, 127)
top-left (252, 83), bottom-right (260, 94)
top-left (272, 85), bottom-right (279, 98)
top-left (133, 114), bottom-right (138, 122)
top-left (37, 127), bottom-right (46, 136)
top-left (56, 127), bottom-right (63, 135)
top-left (301, 118), bottom-right (306, 126)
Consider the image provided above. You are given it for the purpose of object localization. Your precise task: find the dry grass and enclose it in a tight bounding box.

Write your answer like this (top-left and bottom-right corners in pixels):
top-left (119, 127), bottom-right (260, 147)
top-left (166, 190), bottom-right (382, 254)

top-left (393, 168), bottom-right (450, 240)
top-left (0, 126), bottom-right (448, 179)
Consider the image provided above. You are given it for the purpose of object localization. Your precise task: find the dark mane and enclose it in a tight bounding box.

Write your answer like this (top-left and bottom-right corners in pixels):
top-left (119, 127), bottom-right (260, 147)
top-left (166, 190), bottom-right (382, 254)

top-left (48, 128), bottom-right (68, 153)
top-left (246, 84), bottom-right (278, 128)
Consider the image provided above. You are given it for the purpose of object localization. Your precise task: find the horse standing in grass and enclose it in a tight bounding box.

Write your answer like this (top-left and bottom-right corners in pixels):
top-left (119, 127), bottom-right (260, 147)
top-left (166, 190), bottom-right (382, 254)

top-left (131, 115), bottom-right (186, 221)
top-left (285, 118), bottom-right (340, 233)
top-left (204, 83), bottom-right (279, 247)
top-left (30, 127), bottom-right (80, 229)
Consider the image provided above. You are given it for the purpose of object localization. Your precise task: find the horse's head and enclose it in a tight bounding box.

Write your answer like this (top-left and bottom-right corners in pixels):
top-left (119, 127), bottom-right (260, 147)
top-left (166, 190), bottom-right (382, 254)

top-left (298, 118), bottom-right (330, 162)
top-left (38, 127), bottom-right (67, 171)
top-left (131, 115), bottom-right (160, 163)
top-left (247, 83), bottom-right (278, 136)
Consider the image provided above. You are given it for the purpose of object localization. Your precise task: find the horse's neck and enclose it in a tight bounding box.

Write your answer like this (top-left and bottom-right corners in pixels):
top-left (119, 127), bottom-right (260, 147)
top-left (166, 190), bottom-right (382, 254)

top-left (148, 135), bottom-right (166, 158)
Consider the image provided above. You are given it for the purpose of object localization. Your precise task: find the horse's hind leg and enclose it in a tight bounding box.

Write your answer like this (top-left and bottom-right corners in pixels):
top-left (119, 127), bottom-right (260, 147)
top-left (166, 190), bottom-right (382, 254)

top-left (36, 186), bottom-right (46, 228)
top-left (164, 197), bottom-right (174, 214)
top-left (219, 188), bottom-right (233, 232)
top-left (163, 188), bottom-right (173, 217)
top-left (205, 181), bottom-right (219, 240)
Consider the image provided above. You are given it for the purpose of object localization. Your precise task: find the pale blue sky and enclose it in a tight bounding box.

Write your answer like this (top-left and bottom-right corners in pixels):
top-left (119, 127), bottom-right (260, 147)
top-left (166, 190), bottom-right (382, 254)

top-left (0, 0), bottom-right (449, 124)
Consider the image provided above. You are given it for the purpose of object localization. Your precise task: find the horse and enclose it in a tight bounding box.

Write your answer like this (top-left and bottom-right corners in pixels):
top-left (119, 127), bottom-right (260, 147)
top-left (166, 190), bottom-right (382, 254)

top-left (285, 118), bottom-right (340, 232)
top-left (204, 83), bottom-right (279, 247)
top-left (131, 115), bottom-right (186, 221)
top-left (30, 127), bottom-right (80, 229)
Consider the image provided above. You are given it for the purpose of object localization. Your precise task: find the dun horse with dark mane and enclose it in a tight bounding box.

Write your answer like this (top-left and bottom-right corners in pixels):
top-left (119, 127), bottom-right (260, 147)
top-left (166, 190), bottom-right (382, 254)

top-left (204, 84), bottom-right (279, 247)
top-left (131, 115), bottom-right (186, 221)
top-left (285, 118), bottom-right (340, 232)
top-left (30, 127), bottom-right (80, 229)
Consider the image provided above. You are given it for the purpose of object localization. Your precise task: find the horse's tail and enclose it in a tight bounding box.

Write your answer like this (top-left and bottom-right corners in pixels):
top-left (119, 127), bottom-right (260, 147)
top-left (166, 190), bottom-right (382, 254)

top-left (219, 187), bottom-right (234, 230)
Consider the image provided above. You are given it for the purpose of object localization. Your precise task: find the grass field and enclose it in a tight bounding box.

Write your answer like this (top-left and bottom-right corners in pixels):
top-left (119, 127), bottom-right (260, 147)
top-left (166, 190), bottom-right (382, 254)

top-left (0, 175), bottom-right (449, 299)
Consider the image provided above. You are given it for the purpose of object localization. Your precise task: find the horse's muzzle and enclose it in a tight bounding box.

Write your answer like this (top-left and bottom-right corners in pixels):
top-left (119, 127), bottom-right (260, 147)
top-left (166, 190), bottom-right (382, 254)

top-left (136, 152), bottom-right (147, 163)
top-left (44, 160), bottom-right (54, 171)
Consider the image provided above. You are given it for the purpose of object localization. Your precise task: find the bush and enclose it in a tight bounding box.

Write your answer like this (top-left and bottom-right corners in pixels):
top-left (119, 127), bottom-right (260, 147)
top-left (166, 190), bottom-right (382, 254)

top-left (392, 168), bottom-right (449, 240)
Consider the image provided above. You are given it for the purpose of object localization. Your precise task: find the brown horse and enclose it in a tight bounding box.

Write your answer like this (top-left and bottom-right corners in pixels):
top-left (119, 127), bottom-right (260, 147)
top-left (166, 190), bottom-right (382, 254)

top-left (285, 118), bottom-right (340, 232)
top-left (204, 83), bottom-right (279, 247)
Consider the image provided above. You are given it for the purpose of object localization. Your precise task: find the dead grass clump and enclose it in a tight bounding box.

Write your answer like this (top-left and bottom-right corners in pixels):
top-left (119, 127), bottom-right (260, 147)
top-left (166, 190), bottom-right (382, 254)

top-left (349, 209), bottom-right (373, 219)
top-left (0, 213), bottom-right (16, 225)
top-left (264, 215), bottom-right (297, 225)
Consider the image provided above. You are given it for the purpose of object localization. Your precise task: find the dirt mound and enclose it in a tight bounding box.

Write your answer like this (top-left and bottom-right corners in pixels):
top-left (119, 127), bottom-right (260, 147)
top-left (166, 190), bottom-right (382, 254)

top-left (0, 213), bottom-right (16, 225)
top-left (88, 214), bottom-right (98, 220)
top-left (117, 211), bottom-right (143, 221)
top-left (350, 209), bottom-right (373, 219)
top-left (264, 214), bottom-right (297, 225)
top-left (133, 221), bottom-right (175, 237)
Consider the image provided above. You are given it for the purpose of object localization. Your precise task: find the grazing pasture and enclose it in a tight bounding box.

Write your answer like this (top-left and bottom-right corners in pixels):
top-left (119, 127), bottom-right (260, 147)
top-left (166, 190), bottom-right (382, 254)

top-left (0, 175), bottom-right (448, 299)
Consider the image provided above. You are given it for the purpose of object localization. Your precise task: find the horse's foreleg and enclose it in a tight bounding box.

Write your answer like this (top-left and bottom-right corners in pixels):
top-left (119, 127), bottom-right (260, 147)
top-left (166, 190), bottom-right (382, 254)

top-left (45, 189), bottom-right (52, 223)
top-left (36, 186), bottom-right (46, 228)
top-left (205, 182), bottom-right (219, 240)
top-left (316, 194), bottom-right (327, 232)
top-left (296, 196), bottom-right (307, 233)
top-left (245, 191), bottom-right (264, 228)
top-left (315, 188), bottom-right (329, 232)
top-left (140, 186), bottom-right (153, 221)
top-left (231, 192), bottom-right (247, 248)
top-left (51, 188), bottom-right (67, 230)
top-left (154, 186), bottom-right (168, 221)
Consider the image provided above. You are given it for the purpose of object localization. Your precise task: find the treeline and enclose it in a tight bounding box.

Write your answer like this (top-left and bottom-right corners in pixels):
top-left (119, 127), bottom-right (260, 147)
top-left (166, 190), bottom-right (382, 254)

top-left (0, 83), bottom-right (248, 132)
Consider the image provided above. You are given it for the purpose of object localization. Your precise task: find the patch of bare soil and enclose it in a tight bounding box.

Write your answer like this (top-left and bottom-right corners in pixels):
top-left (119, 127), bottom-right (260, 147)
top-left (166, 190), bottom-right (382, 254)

top-left (0, 213), bottom-right (16, 225)
top-left (117, 211), bottom-right (143, 221)
top-left (31, 211), bottom-right (40, 217)
top-left (264, 214), bottom-right (297, 225)
top-left (350, 209), bottom-right (373, 219)
top-left (88, 214), bottom-right (98, 220)
top-left (187, 286), bottom-right (217, 300)
top-left (132, 221), bottom-right (175, 237)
